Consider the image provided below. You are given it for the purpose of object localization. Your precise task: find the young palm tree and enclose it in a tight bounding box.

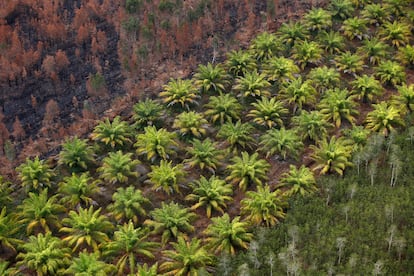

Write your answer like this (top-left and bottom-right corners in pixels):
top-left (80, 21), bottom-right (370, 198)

top-left (342, 125), bottom-right (371, 152)
top-left (225, 49), bottom-right (256, 78)
top-left (334, 51), bottom-right (364, 75)
top-left (135, 126), bottom-right (178, 162)
top-left (307, 66), bottom-right (341, 93)
top-left (65, 250), bottom-right (115, 275)
top-left (263, 56), bottom-right (300, 84)
top-left (351, 74), bottom-right (383, 103)
top-left (0, 207), bottom-right (21, 253)
top-left (185, 176), bottom-right (233, 218)
top-left (107, 186), bottom-right (151, 225)
top-left (375, 60), bottom-right (406, 87)
top-left (317, 30), bottom-right (346, 55)
top-left (341, 16), bottom-right (368, 40)
top-left (160, 78), bottom-right (199, 110)
top-left (194, 63), bottom-right (230, 94)
top-left (97, 151), bottom-right (139, 185)
top-left (318, 88), bottom-right (359, 128)
top-left (203, 93), bottom-right (242, 125)
top-left (291, 40), bottom-right (323, 69)
top-left (132, 98), bottom-right (165, 130)
top-left (147, 160), bottom-right (186, 195)
top-left (357, 37), bottom-right (390, 65)
top-left (58, 136), bottom-right (95, 172)
top-left (160, 236), bottom-right (213, 276)
top-left (249, 32), bottom-right (281, 61)
top-left (392, 83), bottom-right (414, 113)
top-left (58, 172), bottom-right (100, 209)
top-left (233, 70), bottom-right (271, 99)
top-left (303, 8), bottom-right (332, 33)
top-left (383, 0), bottom-right (409, 17)
top-left (18, 189), bottom-right (65, 235)
top-left (241, 185), bottom-right (287, 227)
top-left (310, 136), bottom-right (353, 175)
top-left (292, 110), bottom-right (331, 142)
top-left (104, 221), bottom-right (158, 275)
top-left (365, 102), bottom-right (404, 136)
top-left (247, 96), bottom-right (288, 129)
top-left (397, 44), bottom-right (414, 67)
top-left (279, 76), bottom-right (317, 114)
top-left (379, 21), bottom-right (411, 48)
top-left (16, 156), bottom-right (54, 192)
top-left (60, 206), bottom-right (114, 252)
top-left (16, 233), bottom-right (70, 276)
top-left (90, 116), bottom-right (133, 150)
top-left (259, 127), bottom-right (303, 161)
top-left (172, 111), bottom-right (209, 140)
top-left (226, 152), bottom-right (270, 191)
top-left (361, 3), bottom-right (389, 25)
top-left (144, 202), bottom-right (196, 245)
top-left (329, 0), bottom-right (355, 20)
top-left (204, 214), bottom-right (252, 255)
top-left (184, 138), bottom-right (223, 173)
top-left (278, 165), bottom-right (317, 197)
top-left (136, 262), bottom-right (160, 276)
top-left (216, 121), bottom-right (255, 153)
top-left (278, 21), bottom-right (309, 49)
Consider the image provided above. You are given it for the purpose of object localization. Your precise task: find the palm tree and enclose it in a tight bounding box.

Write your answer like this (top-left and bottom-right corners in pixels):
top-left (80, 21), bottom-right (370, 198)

top-left (357, 37), bottom-right (390, 65)
top-left (241, 185), bottom-right (287, 227)
top-left (0, 207), bottom-right (21, 253)
top-left (247, 96), bottom-right (288, 129)
top-left (0, 176), bottom-right (12, 207)
top-left (263, 56), bottom-right (300, 84)
top-left (292, 110), bottom-right (331, 142)
top-left (58, 136), bottom-right (95, 172)
top-left (144, 202), bottom-right (196, 245)
top-left (160, 236), bottom-right (213, 276)
top-left (329, 0), bottom-right (355, 20)
top-left (194, 63), bottom-right (230, 94)
top-left (16, 233), bottom-right (70, 276)
top-left (184, 138), bottom-right (223, 173)
top-left (379, 21), bottom-right (411, 48)
top-left (136, 262), bottom-right (160, 276)
top-left (277, 21), bottom-right (309, 49)
top-left (58, 172), bottom-right (100, 209)
top-left (65, 250), bottom-right (115, 275)
top-left (303, 8), bottom-right (332, 33)
top-left (279, 76), bottom-right (317, 114)
top-left (225, 49), bottom-right (256, 78)
top-left (365, 102), bottom-right (404, 136)
top-left (307, 66), bottom-right (340, 93)
top-left (383, 0), bottom-right (409, 17)
top-left (310, 136), bottom-right (353, 175)
top-left (203, 93), bottom-right (242, 125)
top-left (351, 74), bottom-right (383, 103)
top-left (216, 121), bottom-right (255, 153)
top-left (259, 127), bottom-right (303, 161)
top-left (97, 151), bottom-right (139, 184)
top-left (147, 160), bottom-right (186, 195)
top-left (291, 40), bottom-right (323, 69)
top-left (104, 221), bottom-right (158, 275)
top-left (172, 111), bottom-right (209, 140)
top-left (132, 98), bottom-right (165, 130)
top-left (90, 116), bottom-right (133, 150)
top-left (361, 3), bottom-right (390, 25)
top-left (160, 78), bottom-right (199, 110)
top-left (16, 156), bottom-right (54, 192)
top-left (341, 17), bottom-right (368, 40)
top-left (185, 176), bottom-right (233, 218)
top-left (233, 70), bottom-right (271, 99)
top-left (18, 189), bottom-right (65, 235)
top-left (342, 125), bottom-right (371, 152)
top-left (392, 83), bottom-right (414, 113)
top-left (317, 30), bottom-right (345, 55)
top-left (226, 152), bottom-right (270, 191)
top-left (334, 51), bottom-right (364, 75)
top-left (107, 186), bottom-right (151, 225)
top-left (375, 60), bottom-right (406, 87)
top-left (318, 88), bottom-right (359, 128)
top-left (397, 44), bottom-right (414, 67)
top-left (278, 165), bottom-right (317, 197)
top-left (135, 126), bottom-right (178, 162)
top-left (204, 214), bottom-right (252, 255)
top-left (249, 32), bottom-right (280, 61)
top-left (60, 206), bottom-right (114, 252)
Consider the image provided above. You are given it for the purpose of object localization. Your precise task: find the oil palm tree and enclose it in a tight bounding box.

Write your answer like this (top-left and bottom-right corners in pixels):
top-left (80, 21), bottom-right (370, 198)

top-left (107, 186), bottom-right (151, 225)
top-left (160, 78), bottom-right (199, 110)
top-left (241, 185), bottom-right (287, 227)
top-left (65, 250), bottom-right (115, 275)
top-left (18, 189), bottom-right (65, 235)
top-left (234, 70), bottom-right (271, 100)
top-left (16, 156), bottom-right (54, 192)
top-left (203, 93), bottom-right (242, 125)
top-left (104, 221), bottom-right (158, 275)
top-left (259, 127), bottom-right (303, 161)
top-left (278, 165), bottom-right (317, 197)
top-left (375, 60), bottom-right (406, 87)
top-left (334, 51), bottom-right (364, 75)
top-left (249, 32), bottom-right (281, 61)
top-left (60, 206), bottom-right (114, 252)
top-left (185, 176), bottom-right (233, 218)
top-left (160, 236), bottom-right (213, 276)
top-left (135, 126), bottom-right (178, 162)
top-left (172, 111), bottom-right (209, 140)
top-left (58, 136), bottom-right (95, 172)
top-left (132, 98), bottom-right (165, 130)
top-left (291, 110), bottom-right (331, 143)
top-left (194, 63), bottom-right (230, 94)
top-left (342, 125), bottom-right (371, 152)
top-left (310, 136), bottom-right (353, 175)
top-left (204, 214), bottom-right (253, 255)
top-left (58, 172), bottom-right (100, 209)
top-left (216, 121), bottom-right (255, 153)
top-left (351, 74), bottom-right (383, 103)
top-left (136, 262), bottom-right (160, 276)
top-left (144, 202), bottom-right (196, 245)
top-left (361, 3), bottom-right (389, 25)
top-left (16, 233), bottom-right (70, 276)
top-left (263, 56), bottom-right (300, 84)
top-left (303, 8), bottom-right (332, 33)
top-left (147, 160), bottom-right (186, 195)
top-left (383, 0), bottom-right (409, 17)
top-left (225, 49), bottom-right (256, 78)
top-left (317, 30), bottom-right (345, 55)
top-left (0, 207), bottom-right (21, 253)
top-left (226, 152), bottom-right (270, 191)
top-left (397, 44), bottom-right (414, 67)
top-left (291, 40), bottom-right (323, 69)
top-left (392, 83), bottom-right (414, 113)
top-left (365, 102), bottom-right (404, 136)
top-left (279, 76), bottom-right (317, 114)
top-left (329, 0), bottom-right (355, 20)
top-left (341, 16), bottom-right (368, 40)
top-left (277, 21), bottom-right (309, 49)
top-left (90, 116), bottom-right (133, 150)
top-left (379, 21), bottom-right (411, 48)
top-left (184, 138), bottom-right (223, 173)
top-left (357, 37), bottom-right (390, 65)
top-left (247, 96), bottom-right (288, 129)
top-left (307, 65), bottom-right (340, 93)
top-left (97, 151), bottom-right (139, 184)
